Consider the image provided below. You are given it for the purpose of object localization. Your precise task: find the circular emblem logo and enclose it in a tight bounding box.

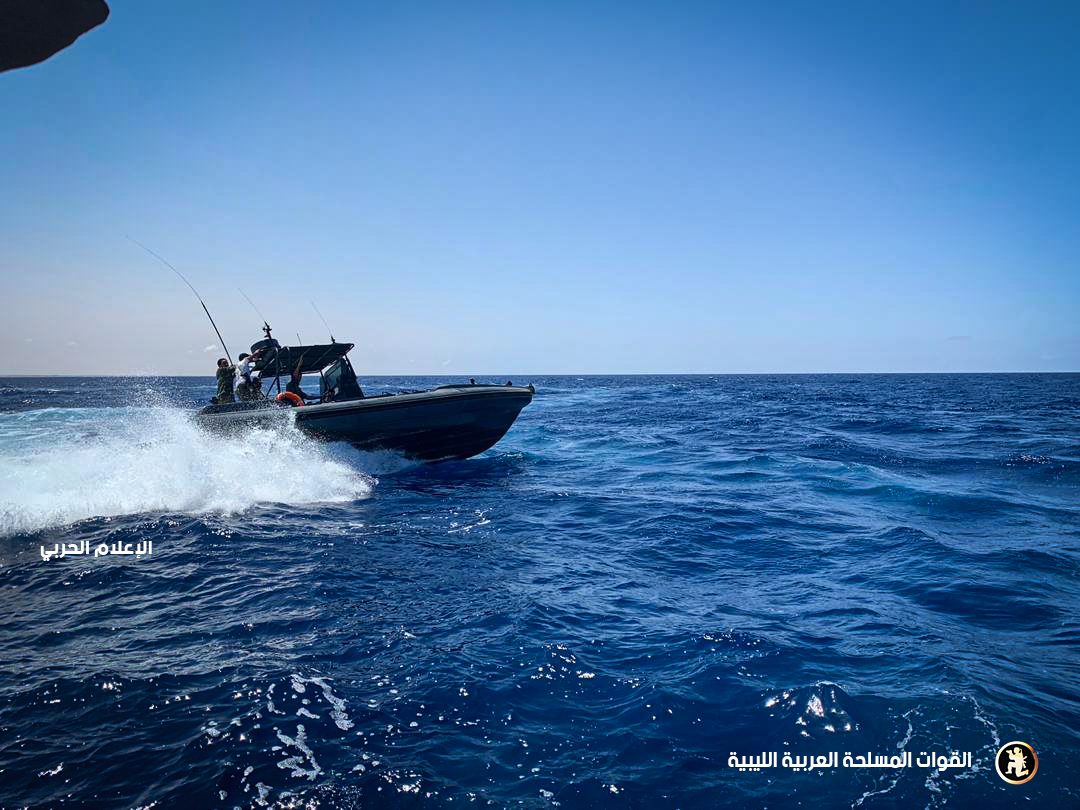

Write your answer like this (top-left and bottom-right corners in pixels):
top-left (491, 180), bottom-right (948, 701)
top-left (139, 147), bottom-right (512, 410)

top-left (995, 741), bottom-right (1037, 785)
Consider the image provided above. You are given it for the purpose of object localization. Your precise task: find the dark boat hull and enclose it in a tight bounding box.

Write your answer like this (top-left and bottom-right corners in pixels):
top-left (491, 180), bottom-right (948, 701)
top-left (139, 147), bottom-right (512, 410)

top-left (195, 384), bottom-right (533, 462)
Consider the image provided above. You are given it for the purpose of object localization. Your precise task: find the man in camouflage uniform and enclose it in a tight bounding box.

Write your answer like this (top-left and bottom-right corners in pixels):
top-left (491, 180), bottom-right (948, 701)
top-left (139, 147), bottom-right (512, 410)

top-left (213, 357), bottom-right (235, 404)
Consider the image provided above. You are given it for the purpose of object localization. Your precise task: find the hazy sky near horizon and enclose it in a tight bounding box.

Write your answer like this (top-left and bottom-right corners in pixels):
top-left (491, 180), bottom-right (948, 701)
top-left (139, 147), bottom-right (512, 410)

top-left (2, 1), bottom-right (1078, 374)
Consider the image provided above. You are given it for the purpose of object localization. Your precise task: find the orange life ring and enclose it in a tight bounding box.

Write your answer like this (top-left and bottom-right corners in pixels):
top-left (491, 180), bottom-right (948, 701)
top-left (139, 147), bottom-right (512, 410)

top-left (276, 391), bottom-right (304, 407)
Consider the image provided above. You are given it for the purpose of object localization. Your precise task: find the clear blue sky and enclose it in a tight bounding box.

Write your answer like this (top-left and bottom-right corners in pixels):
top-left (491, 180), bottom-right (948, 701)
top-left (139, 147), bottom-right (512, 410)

top-left (2, 1), bottom-right (1078, 374)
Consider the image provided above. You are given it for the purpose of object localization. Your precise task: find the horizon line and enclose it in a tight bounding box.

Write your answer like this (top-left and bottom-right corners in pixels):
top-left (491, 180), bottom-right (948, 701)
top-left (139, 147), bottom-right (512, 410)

top-left (1, 370), bottom-right (1077, 378)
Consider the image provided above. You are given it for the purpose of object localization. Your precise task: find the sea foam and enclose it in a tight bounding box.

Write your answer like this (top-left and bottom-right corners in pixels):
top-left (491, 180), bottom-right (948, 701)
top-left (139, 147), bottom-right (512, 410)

top-left (0, 405), bottom-right (373, 535)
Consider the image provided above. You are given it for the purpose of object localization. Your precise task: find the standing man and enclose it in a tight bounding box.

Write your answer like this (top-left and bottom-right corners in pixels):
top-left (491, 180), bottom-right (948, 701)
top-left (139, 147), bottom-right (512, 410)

top-left (235, 350), bottom-right (263, 401)
top-left (213, 357), bottom-right (235, 404)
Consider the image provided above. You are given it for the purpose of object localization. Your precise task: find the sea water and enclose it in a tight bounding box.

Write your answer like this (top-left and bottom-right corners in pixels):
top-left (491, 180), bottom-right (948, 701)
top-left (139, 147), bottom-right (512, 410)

top-left (0, 374), bottom-right (1077, 807)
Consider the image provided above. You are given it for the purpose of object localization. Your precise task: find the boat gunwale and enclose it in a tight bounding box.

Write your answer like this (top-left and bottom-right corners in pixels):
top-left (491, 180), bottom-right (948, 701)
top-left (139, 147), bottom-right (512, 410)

top-left (195, 384), bottom-right (534, 421)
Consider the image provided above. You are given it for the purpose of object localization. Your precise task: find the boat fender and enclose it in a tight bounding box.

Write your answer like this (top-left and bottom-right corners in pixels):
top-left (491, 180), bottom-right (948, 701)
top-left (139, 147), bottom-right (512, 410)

top-left (276, 391), bottom-right (304, 407)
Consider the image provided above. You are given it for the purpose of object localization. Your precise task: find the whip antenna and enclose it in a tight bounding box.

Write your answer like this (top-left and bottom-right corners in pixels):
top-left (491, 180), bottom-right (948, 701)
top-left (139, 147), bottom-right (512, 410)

top-left (127, 236), bottom-right (231, 360)
top-left (238, 288), bottom-right (267, 322)
top-left (311, 301), bottom-right (335, 343)
top-left (239, 287), bottom-right (271, 336)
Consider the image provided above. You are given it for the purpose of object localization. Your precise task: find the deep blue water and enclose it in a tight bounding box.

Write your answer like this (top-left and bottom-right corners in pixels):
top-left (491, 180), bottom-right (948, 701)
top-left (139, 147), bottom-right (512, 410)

top-left (0, 374), bottom-right (1078, 808)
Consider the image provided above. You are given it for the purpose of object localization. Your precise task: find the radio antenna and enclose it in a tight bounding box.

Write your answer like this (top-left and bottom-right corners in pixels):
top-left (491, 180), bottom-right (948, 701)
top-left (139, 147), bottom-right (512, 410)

top-left (311, 301), bottom-right (335, 343)
top-left (127, 236), bottom-right (231, 360)
top-left (238, 288), bottom-right (266, 322)
top-left (239, 288), bottom-right (271, 337)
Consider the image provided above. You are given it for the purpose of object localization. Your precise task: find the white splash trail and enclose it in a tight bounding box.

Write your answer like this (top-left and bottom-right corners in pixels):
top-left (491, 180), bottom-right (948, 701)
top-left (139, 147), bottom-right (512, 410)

top-left (0, 406), bottom-right (374, 535)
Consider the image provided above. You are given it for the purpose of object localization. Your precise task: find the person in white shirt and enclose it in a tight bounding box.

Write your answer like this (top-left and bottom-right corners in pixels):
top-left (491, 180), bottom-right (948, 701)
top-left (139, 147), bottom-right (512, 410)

top-left (235, 350), bottom-right (263, 401)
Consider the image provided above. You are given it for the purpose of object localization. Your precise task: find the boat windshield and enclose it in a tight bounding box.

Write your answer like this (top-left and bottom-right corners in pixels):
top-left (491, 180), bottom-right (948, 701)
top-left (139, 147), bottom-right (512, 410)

top-left (321, 358), bottom-right (363, 401)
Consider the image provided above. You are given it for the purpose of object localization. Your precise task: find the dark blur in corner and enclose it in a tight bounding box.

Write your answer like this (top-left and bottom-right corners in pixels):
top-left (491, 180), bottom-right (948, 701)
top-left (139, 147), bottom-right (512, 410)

top-left (0, 0), bottom-right (109, 73)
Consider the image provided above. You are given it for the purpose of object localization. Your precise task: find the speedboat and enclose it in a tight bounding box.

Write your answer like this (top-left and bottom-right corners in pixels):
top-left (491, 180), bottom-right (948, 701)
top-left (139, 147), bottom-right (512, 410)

top-left (194, 327), bottom-right (533, 462)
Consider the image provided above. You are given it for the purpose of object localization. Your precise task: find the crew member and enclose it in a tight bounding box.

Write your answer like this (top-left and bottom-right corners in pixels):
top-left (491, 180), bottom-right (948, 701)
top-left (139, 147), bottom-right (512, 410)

top-left (213, 357), bottom-right (235, 404)
top-left (285, 355), bottom-right (312, 403)
top-left (236, 350), bottom-right (262, 401)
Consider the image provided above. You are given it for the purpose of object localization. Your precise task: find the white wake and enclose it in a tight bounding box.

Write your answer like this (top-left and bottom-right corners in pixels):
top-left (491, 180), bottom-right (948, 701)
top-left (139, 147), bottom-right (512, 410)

top-left (0, 406), bottom-right (374, 536)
